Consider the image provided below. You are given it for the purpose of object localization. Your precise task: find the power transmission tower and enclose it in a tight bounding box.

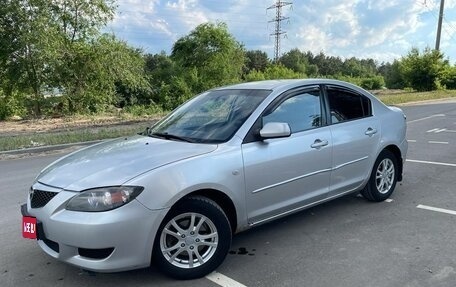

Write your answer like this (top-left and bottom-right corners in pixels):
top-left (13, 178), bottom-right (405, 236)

top-left (435, 0), bottom-right (445, 50)
top-left (267, 1), bottom-right (292, 62)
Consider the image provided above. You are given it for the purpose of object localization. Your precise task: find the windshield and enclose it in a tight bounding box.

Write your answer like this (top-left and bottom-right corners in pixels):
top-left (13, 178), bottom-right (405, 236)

top-left (149, 89), bottom-right (271, 143)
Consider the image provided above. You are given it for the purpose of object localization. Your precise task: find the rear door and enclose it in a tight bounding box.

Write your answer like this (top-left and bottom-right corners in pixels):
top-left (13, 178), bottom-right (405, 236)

top-left (242, 86), bottom-right (332, 224)
top-left (325, 86), bottom-right (381, 196)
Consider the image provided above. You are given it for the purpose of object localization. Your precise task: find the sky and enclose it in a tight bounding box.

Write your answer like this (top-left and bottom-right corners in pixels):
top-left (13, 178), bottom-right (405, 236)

top-left (107, 0), bottom-right (456, 64)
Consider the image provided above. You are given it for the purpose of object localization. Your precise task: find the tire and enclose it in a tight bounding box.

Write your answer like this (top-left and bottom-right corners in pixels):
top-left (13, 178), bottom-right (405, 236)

top-left (152, 196), bottom-right (232, 280)
top-left (361, 150), bottom-right (398, 202)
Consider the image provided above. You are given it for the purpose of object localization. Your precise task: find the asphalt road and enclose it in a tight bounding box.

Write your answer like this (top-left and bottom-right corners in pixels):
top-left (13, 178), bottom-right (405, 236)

top-left (1, 100), bottom-right (456, 287)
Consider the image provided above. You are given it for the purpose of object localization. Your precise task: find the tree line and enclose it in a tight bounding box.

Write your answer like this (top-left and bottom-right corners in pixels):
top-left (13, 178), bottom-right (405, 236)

top-left (1, 0), bottom-right (456, 120)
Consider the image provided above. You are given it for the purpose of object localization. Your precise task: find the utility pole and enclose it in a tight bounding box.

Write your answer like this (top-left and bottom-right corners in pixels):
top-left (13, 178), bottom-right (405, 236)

top-left (435, 0), bottom-right (445, 50)
top-left (267, 1), bottom-right (292, 62)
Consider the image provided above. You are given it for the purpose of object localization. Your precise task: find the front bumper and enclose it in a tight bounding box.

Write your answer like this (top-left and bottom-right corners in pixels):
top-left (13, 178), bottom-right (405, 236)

top-left (22, 188), bottom-right (169, 272)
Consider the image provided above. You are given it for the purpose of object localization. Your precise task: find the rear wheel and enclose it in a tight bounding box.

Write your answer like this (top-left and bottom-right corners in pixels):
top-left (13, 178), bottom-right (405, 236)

top-left (361, 150), bottom-right (398, 202)
top-left (153, 196), bottom-right (231, 280)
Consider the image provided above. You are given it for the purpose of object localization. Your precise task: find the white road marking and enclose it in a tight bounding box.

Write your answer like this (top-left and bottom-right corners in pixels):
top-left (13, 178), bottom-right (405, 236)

top-left (427, 128), bottom-right (447, 133)
top-left (428, 141), bottom-right (449, 144)
top-left (385, 199), bottom-right (394, 203)
top-left (417, 205), bottom-right (456, 216)
top-left (408, 114), bottom-right (445, 124)
top-left (406, 159), bottom-right (456, 167)
top-left (407, 140), bottom-right (417, 143)
top-left (206, 272), bottom-right (247, 287)
top-left (427, 128), bottom-right (456, 134)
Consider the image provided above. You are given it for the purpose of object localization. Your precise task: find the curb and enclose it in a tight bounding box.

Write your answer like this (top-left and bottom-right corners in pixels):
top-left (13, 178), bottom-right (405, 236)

top-left (0, 140), bottom-right (105, 155)
top-left (395, 97), bottom-right (456, 106)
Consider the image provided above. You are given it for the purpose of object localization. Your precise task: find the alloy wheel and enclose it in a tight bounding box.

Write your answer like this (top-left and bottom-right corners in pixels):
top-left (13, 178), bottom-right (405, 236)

top-left (375, 158), bottom-right (395, 194)
top-left (159, 212), bottom-right (219, 269)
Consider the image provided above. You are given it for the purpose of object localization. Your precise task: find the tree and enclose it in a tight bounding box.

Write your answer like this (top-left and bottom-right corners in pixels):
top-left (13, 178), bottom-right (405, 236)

top-left (145, 52), bottom-right (193, 109)
top-left (0, 0), bottom-right (60, 116)
top-left (360, 75), bottom-right (385, 90)
top-left (244, 50), bottom-right (269, 74)
top-left (306, 64), bottom-right (319, 77)
top-left (440, 65), bottom-right (456, 89)
top-left (59, 35), bottom-right (150, 113)
top-left (360, 58), bottom-right (377, 76)
top-left (279, 48), bottom-right (308, 74)
top-left (49, 0), bottom-right (116, 43)
top-left (400, 47), bottom-right (448, 91)
top-left (145, 52), bottom-right (173, 75)
top-left (171, 22), bottom-right (245, 92)
top-left (307, 52), bottom-right (344, 76)
top-left (50, 0), bottom-right (118, 113)
top-left (379, 61), bottom-right (405, 89)
top-left (245, 64), bottom-right (304, 81)
top-left (0, 0), bottom-right (148, 116)
top-left (343, 57), bottom-right (367, 77)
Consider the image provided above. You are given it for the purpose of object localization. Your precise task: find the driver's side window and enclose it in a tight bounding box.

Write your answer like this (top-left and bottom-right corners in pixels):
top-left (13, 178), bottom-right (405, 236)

top-left (263, 90), bottom-right (322, 133)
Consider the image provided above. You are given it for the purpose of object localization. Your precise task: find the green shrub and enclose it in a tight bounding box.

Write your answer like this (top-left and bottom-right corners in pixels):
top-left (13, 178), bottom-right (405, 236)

top-left (440, 66), bottom-right (456, 89)
top-left (244, 64), bottom-right (305, 82)
top-left (333, 75), bottom-right (385, 90)
top-left (360, 75), bottom-right (385, 89)
top-left (123, 104), bottom-right (164, 116)
top-left (0, 91), bottom-right (27, 120)
top-left (400, 48), bottom-right (447, 91)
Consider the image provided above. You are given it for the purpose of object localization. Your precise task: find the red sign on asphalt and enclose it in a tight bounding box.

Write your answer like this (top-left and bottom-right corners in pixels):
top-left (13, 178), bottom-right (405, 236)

top-left (22, 216), bottom-right (37, 239)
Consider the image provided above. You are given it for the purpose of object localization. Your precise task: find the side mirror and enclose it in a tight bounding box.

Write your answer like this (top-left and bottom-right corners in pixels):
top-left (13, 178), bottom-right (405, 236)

top-left (259, 122), bottom-right (291, 139)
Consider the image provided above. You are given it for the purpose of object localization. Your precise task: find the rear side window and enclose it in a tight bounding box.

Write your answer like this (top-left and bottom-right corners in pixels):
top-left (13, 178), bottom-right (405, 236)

top-left (327, 88), bottom-right (371, 124)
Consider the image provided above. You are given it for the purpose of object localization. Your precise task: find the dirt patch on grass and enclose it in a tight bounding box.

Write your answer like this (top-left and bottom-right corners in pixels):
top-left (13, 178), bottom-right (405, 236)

top-left (370, 89), bottom-right (409, 96)
top-left (0, 145), bottom-right (84, 161)
top-left (0, 115), bottom-right (159, 137)
top-left (0, 115), bottom-right (163, 154)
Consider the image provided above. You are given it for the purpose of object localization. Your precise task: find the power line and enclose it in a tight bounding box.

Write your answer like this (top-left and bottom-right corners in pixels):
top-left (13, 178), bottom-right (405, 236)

top-left (421, 1), bottom-right (455, 45)
top-left (267, 0), bottom-right (292, 62)
top-left (443, 15), bottom-right (456, 38)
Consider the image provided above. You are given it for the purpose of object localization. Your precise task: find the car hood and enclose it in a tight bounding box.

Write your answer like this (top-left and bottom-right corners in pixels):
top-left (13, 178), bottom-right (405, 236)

top-left (36, 135), bottom-right (217, 191)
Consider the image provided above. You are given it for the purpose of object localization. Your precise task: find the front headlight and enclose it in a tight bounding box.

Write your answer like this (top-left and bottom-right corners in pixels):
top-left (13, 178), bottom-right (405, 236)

top-left (66, 186), bottom-right (144, 212)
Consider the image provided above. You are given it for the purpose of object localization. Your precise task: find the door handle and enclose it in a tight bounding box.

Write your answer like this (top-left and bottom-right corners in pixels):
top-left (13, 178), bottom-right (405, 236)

top-left (365, 127), bottom-right (377, 136)
top-left (311, 139), bottom-right (328, 149)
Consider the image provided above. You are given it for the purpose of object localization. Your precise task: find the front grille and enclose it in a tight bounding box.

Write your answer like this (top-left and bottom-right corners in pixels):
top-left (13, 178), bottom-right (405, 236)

top-left (30, 190), bottom-right (58, 208)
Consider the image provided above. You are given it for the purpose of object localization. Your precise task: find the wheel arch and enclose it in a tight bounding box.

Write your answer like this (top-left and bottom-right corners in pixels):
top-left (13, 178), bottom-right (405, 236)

top-left (382, 144), bottom-right (403, 181)
top-left (172, 189), bottom-right (238, 234)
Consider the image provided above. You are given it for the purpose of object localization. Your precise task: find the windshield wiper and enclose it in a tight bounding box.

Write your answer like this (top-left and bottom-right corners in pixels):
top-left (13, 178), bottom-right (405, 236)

top-left (150, 132), bottom-right (194, 143)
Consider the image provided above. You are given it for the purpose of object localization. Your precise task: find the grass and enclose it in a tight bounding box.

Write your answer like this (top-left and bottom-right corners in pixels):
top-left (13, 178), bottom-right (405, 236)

top-left (0, 123), bottom-right (148, 152)
top-left (375, 89), bottom-right (456, 105)
top-left (1, 89), bottom-right (455, 152)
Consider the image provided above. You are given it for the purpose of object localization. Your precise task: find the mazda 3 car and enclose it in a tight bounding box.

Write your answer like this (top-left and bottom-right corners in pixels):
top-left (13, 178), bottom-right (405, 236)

top-left (21, 79), bottom-right (407, 279)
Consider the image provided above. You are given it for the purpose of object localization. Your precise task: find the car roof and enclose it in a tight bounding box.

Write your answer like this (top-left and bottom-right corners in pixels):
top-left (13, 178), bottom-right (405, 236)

top-left (214, 78), bottom-right (370, 93)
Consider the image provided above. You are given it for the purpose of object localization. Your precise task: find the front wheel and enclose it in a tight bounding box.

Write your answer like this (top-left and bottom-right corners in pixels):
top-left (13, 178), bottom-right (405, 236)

top-left (152, 196), bottom-right (232, 280)
top-left (361, 150), bottom-right (398, 202)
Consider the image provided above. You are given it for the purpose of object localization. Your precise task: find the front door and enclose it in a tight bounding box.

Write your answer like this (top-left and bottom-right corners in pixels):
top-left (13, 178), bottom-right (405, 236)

top-left (242, 87), bottom-right (332, 224)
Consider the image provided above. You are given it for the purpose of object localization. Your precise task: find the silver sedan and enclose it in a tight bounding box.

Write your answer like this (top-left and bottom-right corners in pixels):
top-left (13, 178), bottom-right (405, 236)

top-left (21, 79), bottom-right (407, 279)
